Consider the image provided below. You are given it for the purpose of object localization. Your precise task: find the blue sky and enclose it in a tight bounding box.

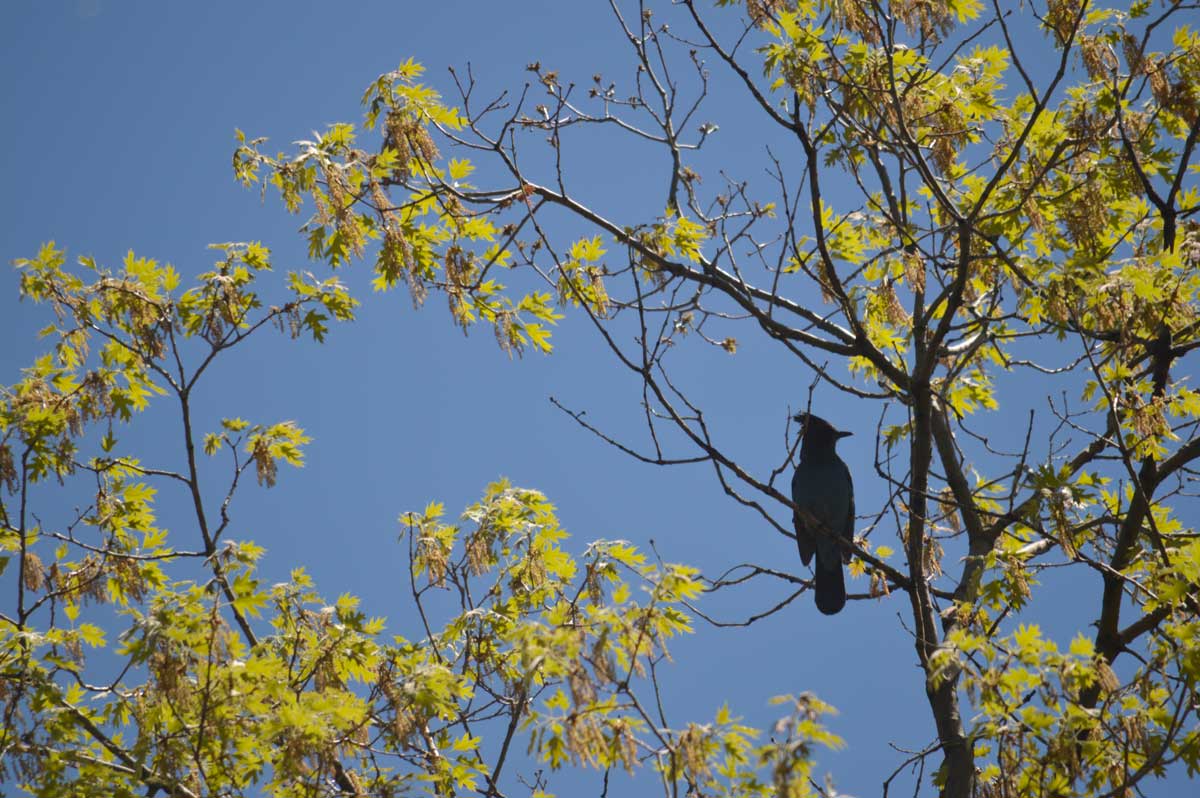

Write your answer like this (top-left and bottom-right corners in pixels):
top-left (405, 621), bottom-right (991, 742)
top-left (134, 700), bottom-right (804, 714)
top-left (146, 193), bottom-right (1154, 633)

top-left (2, 2), bottom-right (1183, 796)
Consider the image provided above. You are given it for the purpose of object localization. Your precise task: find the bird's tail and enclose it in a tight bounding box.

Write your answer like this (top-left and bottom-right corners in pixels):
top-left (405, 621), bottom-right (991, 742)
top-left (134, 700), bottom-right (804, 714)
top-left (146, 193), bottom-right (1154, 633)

top-left (814, 557), bottom-right (846, 615)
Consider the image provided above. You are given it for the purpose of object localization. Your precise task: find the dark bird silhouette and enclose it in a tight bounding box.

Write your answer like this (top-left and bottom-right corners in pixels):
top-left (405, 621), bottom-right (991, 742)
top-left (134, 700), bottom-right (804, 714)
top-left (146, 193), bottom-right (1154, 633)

top-left (791, 413), bottom-right (855, 615)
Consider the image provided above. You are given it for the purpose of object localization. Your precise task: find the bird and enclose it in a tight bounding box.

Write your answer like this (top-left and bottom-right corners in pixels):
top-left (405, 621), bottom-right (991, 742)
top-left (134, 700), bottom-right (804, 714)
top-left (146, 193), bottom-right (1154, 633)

top-left (791, 412), bottom-right (855, 615)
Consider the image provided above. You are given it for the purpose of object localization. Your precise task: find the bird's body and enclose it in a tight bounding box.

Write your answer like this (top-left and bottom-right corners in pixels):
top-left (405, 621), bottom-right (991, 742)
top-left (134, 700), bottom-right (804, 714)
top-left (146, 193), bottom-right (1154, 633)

top-left (791, 413), bottom-right (855, 615)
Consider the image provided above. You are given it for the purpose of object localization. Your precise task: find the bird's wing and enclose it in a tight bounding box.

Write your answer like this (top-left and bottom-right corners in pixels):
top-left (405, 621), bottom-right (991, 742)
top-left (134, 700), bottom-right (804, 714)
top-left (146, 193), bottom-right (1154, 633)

top-left (840, 457), bottom-right (855, 564)
top-left (791, 465), bottom-right (816, 565)
top-left (794, 460), bottom-right (851, 563)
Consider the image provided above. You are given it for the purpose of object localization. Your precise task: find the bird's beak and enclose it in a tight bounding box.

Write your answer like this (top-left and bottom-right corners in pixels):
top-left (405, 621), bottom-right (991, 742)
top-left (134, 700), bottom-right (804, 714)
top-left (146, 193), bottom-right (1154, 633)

top-left (836, 429), bottom-right (853, 439)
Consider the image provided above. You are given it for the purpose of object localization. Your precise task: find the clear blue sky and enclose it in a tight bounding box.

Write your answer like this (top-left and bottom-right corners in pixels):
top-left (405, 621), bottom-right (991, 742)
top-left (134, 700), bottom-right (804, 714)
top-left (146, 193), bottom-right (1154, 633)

top-left (0, 3), bottom-right (1170, 796)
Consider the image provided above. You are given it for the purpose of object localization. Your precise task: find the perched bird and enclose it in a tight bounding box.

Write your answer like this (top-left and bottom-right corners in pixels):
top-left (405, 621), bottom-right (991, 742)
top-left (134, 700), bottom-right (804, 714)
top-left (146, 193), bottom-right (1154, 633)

top-left (791, 412), bottom-right (855, 615)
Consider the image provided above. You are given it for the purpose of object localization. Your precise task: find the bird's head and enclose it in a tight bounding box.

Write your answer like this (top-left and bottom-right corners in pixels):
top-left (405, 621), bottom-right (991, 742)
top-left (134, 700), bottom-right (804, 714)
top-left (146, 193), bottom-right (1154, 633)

top-left (793, 412), bottom-right (852, 448)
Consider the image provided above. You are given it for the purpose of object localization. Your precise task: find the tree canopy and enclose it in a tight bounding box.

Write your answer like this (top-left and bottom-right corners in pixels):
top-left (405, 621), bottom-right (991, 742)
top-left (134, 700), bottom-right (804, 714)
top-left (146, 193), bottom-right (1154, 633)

top-left (3, 1), bottom-right (1199, 797)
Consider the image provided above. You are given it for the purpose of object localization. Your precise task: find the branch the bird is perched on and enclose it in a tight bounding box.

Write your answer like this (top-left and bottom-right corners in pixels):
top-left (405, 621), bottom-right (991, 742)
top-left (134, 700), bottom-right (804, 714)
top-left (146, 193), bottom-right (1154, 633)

top-left (791, 413), bottom-right (855, 615)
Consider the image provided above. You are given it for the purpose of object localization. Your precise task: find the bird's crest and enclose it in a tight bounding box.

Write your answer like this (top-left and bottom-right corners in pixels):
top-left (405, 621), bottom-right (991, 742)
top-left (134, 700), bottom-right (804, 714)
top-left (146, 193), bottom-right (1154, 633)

top-left (793, 412), bottom-right (852, 439)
